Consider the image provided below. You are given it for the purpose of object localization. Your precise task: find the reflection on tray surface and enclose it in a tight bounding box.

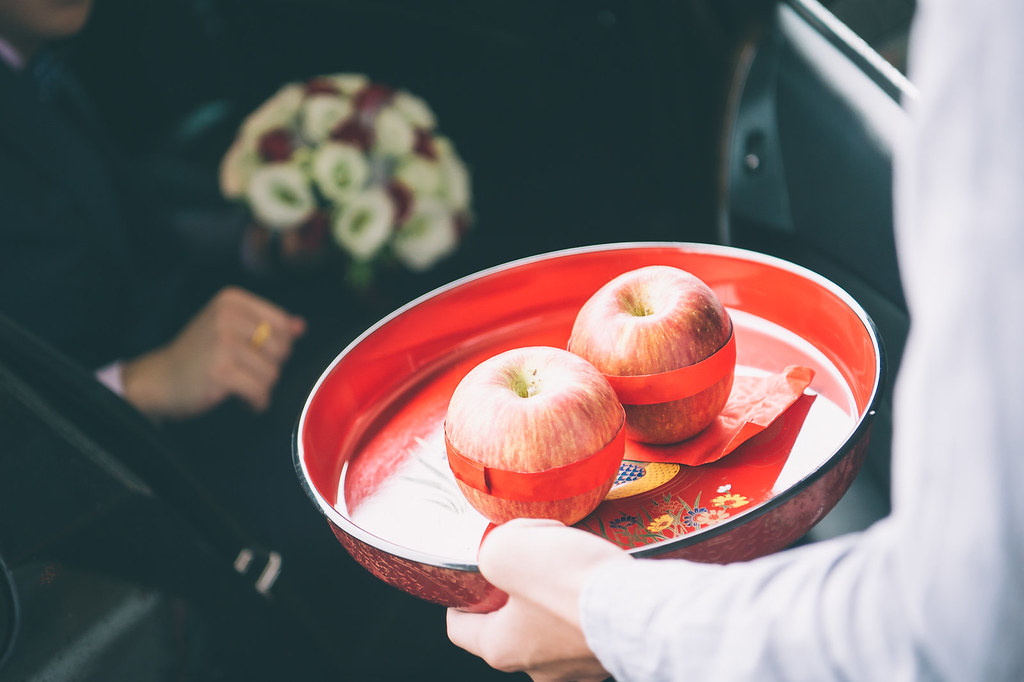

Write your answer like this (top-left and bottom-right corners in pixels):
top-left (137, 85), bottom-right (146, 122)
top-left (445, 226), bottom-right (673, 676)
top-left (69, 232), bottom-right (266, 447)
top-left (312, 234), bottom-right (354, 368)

top-left (338, 382), bottom-right (850, 563)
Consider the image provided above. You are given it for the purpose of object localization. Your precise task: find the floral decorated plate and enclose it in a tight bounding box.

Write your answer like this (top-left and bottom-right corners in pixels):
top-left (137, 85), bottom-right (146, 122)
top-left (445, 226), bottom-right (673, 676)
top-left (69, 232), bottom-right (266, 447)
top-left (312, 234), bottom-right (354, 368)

top-left (293, 242), bottom-right (884, 611)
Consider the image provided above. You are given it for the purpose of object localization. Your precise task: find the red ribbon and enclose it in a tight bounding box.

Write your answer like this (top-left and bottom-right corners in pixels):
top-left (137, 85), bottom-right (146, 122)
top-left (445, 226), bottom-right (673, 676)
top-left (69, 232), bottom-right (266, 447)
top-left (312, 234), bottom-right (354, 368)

top-left (445, 419), bottom-right (626, 502)
top-left (603, 327), bottom-right (737, 405)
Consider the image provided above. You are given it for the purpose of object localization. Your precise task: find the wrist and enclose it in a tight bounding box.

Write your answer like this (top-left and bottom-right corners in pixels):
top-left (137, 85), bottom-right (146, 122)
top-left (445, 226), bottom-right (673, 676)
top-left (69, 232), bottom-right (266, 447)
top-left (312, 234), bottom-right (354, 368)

top-left (120, 350), bottom-right (171, 419)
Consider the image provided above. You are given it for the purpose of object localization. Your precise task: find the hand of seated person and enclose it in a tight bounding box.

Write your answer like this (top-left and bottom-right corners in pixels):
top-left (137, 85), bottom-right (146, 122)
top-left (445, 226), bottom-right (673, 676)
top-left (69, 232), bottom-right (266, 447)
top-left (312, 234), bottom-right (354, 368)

top-left (120, 286), bottom-right (306, 420)
top-left (447, 518), bottom-right (630, 682)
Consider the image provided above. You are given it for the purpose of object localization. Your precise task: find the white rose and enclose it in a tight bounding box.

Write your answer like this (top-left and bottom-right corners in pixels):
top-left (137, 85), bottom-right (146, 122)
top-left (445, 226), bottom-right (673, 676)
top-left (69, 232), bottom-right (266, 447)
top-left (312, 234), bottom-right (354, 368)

top-left (433, 136), bottom-right (471, 211)
top-left (219, 135), bottom-right (260, 199)
top-left (391, 90), bottom-right (436, 129)
top-left (440, 154), bottom-right (471, 212)
top-left (301, 94), bottom-right (354, 143)
top-left (246, 163), bottom-right (316, 230)
top-left (241, 83), bottom-right (304, 139)
top-left (434, 136), bottom-right (455, 157)
top-left (311, 142), bottom-right (369, 203)
top-left (331, 188), bottom-right (395, 260)
top-left (374, 106), bottom-right (416, 156)
top-left (325, 72), bottom-right (369, 95)
top-left (392, 197), bottom-right (457, 271)
top-left (394, 156), bottom-right (443, 197)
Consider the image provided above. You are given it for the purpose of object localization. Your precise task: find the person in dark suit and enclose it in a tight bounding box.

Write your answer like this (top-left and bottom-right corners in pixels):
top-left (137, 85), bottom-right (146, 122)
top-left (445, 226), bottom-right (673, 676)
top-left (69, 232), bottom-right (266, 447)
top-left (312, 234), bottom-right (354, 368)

top-left (0, 0), bottom-right (307, 423)
top-left (0, 4), bottom-right (518, 678)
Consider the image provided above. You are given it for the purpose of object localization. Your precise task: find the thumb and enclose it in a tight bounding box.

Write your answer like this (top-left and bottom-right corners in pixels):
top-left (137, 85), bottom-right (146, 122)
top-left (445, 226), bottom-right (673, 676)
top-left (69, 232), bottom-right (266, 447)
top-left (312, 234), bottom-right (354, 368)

top-left (477, 518), bottom-right (630, 624)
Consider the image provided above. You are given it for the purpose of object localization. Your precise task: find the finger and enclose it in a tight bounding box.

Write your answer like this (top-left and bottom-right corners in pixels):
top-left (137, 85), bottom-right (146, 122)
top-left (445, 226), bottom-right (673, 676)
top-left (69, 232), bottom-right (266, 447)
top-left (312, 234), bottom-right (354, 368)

top-left (446, 607), bottom-right (485, 657)
top-left (218, 351), bottom-right (276, 412)
top-left (248, 323), bottom-right (297, 364)
top-left (229, 288), bottom-right (307, 342)
top-left (447, 602), bottom-right (543, 673)
top-left (245, 315), bottom-right (306, 364)
top-left (227, 311), bottom-right (297, 365)
top-left (213, 288), bottom-right (303, 353)
top-left (286, 314), bottom-right (307, 337)
top-left (248, 306), bottom-right (305, 344)
top-left (235, 344), bottom-right (280, 385)
top-left (231, 369), bottom-right (273, 412)
top-left (449, 597), bottom-right (609, 681)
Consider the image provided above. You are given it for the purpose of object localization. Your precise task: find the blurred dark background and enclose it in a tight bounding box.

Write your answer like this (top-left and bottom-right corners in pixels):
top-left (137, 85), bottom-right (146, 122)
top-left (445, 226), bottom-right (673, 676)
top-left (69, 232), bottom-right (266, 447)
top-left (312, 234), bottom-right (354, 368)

top-left (69, 0), bottom-right (762, 295)
top-left (64, 0), bottom-right (914, 298)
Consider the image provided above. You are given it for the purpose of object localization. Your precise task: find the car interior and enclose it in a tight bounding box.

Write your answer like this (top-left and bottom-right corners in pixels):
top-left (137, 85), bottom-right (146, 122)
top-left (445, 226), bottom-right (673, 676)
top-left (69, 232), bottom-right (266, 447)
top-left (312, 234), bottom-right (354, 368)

top-left (0, 0), bottom-right (915, 679)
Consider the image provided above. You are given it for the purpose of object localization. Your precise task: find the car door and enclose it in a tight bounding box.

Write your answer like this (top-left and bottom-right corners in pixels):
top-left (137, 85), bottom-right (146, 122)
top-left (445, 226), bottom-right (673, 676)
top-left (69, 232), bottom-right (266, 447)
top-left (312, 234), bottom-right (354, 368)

top-left (718, 0), bottom-right (914, 539)
top-left (0, 311), bottom-right (334, 680)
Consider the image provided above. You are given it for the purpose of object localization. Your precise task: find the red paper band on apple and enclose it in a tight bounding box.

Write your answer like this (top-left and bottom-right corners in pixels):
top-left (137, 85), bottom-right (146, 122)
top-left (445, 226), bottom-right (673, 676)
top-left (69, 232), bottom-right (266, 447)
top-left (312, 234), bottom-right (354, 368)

top-left (444, 422), bottom-right (626, 502)
top-left (604, 328), bottom-right (737, 405)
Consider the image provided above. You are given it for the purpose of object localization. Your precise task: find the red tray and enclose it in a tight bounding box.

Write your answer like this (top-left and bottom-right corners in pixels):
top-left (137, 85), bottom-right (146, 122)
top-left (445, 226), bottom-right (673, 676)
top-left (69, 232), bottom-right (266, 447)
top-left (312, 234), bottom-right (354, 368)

top-left (294, 243), bottom-right (884, 611)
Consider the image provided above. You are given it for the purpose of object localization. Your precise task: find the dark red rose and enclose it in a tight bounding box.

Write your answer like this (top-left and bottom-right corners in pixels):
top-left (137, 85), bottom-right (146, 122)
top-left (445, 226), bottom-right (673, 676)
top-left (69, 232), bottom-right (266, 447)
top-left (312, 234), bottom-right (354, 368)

top-left (297, 210), bottom-right (331, 251)
top-left (454, 212), bottom-right (472, 236)
top-left (354, 83), bottom-right (395, 116)
top-left (258, 128), bottom-right (293, 161)
top-left (386, 180), bottom-right (414, 225)
top-left (305, 78), bottom-right (341, 96)
top-left (413, 128), bottom-right (438, 160)
top-left (330, 118), bottom-right (373, 151)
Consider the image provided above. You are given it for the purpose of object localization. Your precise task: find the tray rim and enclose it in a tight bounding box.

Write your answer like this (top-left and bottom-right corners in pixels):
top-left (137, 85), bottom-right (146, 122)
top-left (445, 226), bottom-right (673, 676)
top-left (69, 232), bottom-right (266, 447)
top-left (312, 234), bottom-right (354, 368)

top-left (293, 241), bottom-right (886, 571)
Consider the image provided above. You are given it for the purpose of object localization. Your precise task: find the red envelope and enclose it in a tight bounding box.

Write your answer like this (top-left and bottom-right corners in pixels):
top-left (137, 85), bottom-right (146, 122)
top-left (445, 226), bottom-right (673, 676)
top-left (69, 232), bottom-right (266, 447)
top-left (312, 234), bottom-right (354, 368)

top-left (628, 365), bottom-right (816, 466)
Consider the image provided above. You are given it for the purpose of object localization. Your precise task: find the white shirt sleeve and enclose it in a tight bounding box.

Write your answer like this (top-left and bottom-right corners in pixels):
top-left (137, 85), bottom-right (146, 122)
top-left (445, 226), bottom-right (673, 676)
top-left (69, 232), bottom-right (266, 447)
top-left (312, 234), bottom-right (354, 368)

top-left (579, 1), bottom-right (1024, 679)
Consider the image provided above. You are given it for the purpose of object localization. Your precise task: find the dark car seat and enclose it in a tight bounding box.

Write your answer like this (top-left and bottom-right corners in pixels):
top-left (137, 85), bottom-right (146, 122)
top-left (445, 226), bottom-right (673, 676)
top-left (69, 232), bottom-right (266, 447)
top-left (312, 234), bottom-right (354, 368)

top-left (718, 0), bottom-right (913, 539)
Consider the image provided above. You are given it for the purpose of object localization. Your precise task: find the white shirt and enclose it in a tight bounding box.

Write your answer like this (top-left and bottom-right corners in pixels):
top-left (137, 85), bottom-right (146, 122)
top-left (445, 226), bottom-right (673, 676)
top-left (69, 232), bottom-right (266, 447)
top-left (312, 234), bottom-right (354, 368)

top-left (580, 1), bottom-right (1024, 679)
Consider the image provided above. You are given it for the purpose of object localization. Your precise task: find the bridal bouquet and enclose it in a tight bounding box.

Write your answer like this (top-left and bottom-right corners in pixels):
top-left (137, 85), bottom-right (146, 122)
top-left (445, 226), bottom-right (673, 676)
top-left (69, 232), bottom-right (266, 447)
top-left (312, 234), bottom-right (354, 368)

top-left (220, 73), bottom-right (472, 287)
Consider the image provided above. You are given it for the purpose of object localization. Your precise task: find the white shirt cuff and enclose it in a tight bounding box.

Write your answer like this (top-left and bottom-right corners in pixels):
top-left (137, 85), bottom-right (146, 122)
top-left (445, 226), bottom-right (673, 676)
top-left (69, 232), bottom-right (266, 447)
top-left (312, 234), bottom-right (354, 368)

top-left (95, 360), bottom-right (125, 397)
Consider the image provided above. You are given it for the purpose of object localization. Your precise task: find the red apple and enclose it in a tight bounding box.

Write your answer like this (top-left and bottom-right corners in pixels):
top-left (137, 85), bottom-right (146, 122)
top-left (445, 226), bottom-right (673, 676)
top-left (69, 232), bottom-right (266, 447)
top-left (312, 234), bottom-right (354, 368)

top-left (444, 346), bottom-right (625, 525)
top-left (568, 265), bottom-right (734, 444)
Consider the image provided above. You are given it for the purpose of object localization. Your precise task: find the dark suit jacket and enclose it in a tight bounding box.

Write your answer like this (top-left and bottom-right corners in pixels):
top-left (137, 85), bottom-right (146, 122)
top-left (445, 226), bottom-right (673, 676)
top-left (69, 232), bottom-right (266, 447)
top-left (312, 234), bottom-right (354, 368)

top-left (0, 55), bottom-right (192, 369)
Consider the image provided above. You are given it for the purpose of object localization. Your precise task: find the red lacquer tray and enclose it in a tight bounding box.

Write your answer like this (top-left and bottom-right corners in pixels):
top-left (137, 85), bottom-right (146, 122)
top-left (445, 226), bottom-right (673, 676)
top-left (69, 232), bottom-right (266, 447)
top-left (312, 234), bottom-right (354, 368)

top-left (294, 243), bottom-right (884, 612)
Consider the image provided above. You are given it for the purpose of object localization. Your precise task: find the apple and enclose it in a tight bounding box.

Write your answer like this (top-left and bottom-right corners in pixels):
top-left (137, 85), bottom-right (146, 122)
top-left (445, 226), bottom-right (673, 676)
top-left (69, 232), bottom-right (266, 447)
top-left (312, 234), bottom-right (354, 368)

top-left (567, 265), bottom-right (734, 444)
top-left (444, 346), bottom-right (625, 525)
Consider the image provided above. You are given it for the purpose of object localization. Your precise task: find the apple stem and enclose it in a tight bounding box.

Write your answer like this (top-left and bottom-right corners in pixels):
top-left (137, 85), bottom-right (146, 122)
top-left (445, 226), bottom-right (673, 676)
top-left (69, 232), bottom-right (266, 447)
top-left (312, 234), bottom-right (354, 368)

top-left (509, 369), bottom-right (540, 398)
top-left (621, 290), bottom-right (654, 317)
